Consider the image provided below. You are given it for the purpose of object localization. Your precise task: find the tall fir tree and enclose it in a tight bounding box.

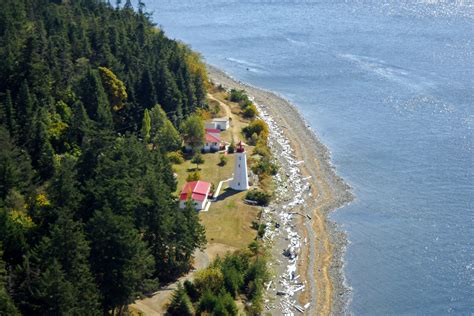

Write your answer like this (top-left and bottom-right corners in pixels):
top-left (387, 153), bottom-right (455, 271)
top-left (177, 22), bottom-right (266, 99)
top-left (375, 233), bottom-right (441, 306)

top-left (32, 213), bottom-right (101, 315)
top-left (1, 91), bottom-right (17, 138)
top-left (0, 245), bottom-right (20, 316)
top-left (30, 108), bottom-right (55, 180)
top-left (87, 209), bottom-right (155, 314)
top-left (15, 81), bottom-right (34, 145)
top-left (77, 69), bottom-right (113, 129)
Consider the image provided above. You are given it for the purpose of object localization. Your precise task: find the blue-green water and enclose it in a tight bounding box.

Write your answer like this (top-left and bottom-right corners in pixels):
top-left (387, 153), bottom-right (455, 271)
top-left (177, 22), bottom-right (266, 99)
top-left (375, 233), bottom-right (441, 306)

top-left (144, 1), bottom-right (473, 314)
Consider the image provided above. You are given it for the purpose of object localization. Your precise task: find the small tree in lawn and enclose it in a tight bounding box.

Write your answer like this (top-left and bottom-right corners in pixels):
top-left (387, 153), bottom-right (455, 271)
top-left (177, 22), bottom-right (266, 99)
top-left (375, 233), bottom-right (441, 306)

top-left (228, 139), bottom-right (235, 154)
top-left (181, 114), bottom-right (205, 152)
top-left (219, 155), bottom-right (228, 166)
top-left (191, 153), bottom-right (204, 171)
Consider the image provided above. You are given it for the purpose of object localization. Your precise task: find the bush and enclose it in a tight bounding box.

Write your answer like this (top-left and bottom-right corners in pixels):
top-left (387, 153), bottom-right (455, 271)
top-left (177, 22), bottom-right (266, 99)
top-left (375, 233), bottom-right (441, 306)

top-left (229, 89), bottom-right (249, 103)
top-left (243, 103), bottom-right (258, 119)
top-left (227, 141), bottom-right (235, 154)
top-left (245, 190), bottom-right (271, 206)
top-left (251, 157), bottom-right (278, 176)
top-left (191, 152), bottom-right (204, 170)
top-left (242, 119), bottom-right (268, 141)
top-left (186, 171), bottom-right (201, 182)
top-left (219, 155), bottom-right (228, 166)
top-left (167, 151), bottom-right (184, 164)
top-left (194, 267), bottom-right (225, 295)
top-left (257, 224), bottom-right (266, 239)
top-left (252, 142), bottom-right (271, 157)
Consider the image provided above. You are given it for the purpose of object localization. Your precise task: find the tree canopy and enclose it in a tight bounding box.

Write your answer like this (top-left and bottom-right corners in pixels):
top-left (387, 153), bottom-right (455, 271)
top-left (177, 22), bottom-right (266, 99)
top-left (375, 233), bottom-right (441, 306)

top-left (0, 0), bottom-right (208, 314)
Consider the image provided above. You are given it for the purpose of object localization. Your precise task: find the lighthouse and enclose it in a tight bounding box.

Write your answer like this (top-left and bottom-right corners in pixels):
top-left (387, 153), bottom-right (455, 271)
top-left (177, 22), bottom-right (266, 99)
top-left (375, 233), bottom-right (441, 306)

top-left (230, 141), bottom-right (249, 191)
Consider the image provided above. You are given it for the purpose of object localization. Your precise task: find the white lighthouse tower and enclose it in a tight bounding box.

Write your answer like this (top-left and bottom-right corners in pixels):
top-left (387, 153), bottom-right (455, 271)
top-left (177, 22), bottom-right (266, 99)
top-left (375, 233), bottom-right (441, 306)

top-left (230, 141), bottom-right (249, 191)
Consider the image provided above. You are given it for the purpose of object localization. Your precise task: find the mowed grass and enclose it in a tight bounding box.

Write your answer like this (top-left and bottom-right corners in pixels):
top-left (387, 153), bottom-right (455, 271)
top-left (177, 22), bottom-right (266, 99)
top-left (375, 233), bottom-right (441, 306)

top-left (173, 152), bottom-right (234, 195)
top-left (174, 154), bottom-right (259, 249)
top-left (172, 89), bottom-right (260, 250)
top-left (200, 186), bottom-right (259, 249)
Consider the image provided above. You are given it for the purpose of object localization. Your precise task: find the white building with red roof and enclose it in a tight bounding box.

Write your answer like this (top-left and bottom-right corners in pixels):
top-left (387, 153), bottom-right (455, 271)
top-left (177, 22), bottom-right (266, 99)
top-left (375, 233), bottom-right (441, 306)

top-left (184, 129), bottom-right (222, 152)
top-left (203, 129), bottom-right (221, 152)
top-left (179, 180), bottom-right (211, 210)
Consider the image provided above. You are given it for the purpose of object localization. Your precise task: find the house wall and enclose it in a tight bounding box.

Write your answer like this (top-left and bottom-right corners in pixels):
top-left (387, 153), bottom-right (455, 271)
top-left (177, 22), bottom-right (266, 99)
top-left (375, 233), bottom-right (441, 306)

top-left (179, 198), bottom-right (206, 210)
top-left (203, 142), bottom-right (219, 152)
top-left (205, 122), bottom-right (218, 129)
top-left (212, 120), bottom-right (229, 131)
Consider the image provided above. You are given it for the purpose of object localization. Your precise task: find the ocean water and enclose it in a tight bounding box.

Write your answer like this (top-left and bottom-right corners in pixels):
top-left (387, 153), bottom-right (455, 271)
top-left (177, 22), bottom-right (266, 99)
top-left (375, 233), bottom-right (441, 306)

top-left (143, 1), bottom-right (474, 314)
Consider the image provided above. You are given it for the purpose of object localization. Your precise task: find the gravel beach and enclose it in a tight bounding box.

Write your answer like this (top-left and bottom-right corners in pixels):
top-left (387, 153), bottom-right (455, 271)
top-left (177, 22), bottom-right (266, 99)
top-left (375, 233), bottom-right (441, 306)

top-left (207, 65), bottom-right (354, 315)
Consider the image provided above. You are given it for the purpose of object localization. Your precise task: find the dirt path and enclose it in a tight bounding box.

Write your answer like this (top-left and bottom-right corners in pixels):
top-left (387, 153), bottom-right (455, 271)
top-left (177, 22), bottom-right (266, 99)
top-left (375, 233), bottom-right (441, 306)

top-left (130, 249), bottom-right (209, 315)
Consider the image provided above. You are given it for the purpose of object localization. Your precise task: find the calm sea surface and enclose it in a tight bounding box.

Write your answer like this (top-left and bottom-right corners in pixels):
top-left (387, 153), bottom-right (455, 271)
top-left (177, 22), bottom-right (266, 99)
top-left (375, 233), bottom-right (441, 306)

top-left (143, 1), bottom-right (473, 314)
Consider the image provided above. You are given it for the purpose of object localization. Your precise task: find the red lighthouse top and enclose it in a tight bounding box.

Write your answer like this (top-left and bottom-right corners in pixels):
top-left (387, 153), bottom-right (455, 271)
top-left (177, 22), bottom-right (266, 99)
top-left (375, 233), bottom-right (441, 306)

top-left (236, 141), bottom-right (245, 153)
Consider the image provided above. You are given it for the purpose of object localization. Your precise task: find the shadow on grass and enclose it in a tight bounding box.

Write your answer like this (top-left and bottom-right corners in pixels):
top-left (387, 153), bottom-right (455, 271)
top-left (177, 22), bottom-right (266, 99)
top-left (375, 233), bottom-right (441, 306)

top-left (215, 187), bottom-right (240, 202)
top-left (186, 167), bottom-right (201, 172)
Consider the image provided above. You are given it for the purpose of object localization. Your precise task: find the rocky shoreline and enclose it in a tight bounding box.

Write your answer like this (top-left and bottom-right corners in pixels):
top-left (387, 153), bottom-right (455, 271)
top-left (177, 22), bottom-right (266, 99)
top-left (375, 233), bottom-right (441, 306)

top-left (207, 65), bottom-right (354, 315)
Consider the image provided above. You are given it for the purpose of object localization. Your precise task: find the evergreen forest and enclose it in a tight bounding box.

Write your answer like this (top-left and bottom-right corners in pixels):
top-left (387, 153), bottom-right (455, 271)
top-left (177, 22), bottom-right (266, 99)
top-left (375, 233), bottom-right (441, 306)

top-left (0, 0), bottom-right (209, 314)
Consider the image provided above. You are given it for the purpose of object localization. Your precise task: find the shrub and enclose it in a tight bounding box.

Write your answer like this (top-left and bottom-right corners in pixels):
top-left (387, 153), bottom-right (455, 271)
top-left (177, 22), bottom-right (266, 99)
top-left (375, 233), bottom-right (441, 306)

top-left (194, 267), bottom-right (225, 295)
top-left (250, 132), bottom-right (259, 146)
top-left (252, 143), bottom-right (270, 157)
top-left (186, 171), bottom-right (201, 182)
top-left (242, 119), bottom-right (268, 141)
top-left (167, 151), bottom-right (184, 164)
top-left (245, 190), bottom-right (271, 206)
top-left (219, 155), bottom-right (228, 166)
top-left (243, 103), bottom-right (258, 119)
top-left (227, 141), bottom-right (235, 154)
top-left (229, 89), bottom-right (249, 103)
top-left (257, 224), bottom-right (266, 238)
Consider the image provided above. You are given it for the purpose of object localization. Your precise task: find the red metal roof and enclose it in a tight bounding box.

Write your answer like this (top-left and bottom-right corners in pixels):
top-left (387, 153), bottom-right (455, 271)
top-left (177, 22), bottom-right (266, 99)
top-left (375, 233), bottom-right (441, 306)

top-left (179, 181), bottom-right (211, 202)
top-left (205, 133), bottom-right (221, 143)
top-left (205, 128), bottom-right (220, 134)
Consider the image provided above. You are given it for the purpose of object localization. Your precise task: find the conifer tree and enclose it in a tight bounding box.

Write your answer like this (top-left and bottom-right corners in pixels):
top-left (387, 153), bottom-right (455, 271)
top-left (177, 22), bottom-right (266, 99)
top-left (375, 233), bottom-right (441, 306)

top-left (87, 209), bottom-right (155, 314)
top-left (16, 81), bottom-right (34, 145)
top-left (141, 109), bottom-right (151, 143)
top-left (33, 213), bottom-right (101, 315)
top-left (136, 69), bottom-right (157, 110)
top-left (0, 126), bottom-right (34, 201)
top-left (48, 156), bottom-right (83, 214)
top-left (0, 245), bottom-right (20, 316)
top-left (1, 91), bottom-right (17, 137)
top-left (167, 283), bottom-right (193, 316)
top-left (30, 109), bottom-right (55, 180)
top-left (28, 259), bottom-right (76, 315)
top-left (67, 100), bottom-right (91, 147)
top-left (77, 69), bottom-right (113, 129)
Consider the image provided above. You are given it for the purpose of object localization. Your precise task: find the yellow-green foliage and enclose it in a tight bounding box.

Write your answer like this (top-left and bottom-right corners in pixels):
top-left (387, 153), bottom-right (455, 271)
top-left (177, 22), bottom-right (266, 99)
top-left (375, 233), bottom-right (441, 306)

top-left (193, 267), bottom-right (224, 294)
top-left (36, 193), bottom-right (51, 207)
top-left (243, 119), bottom-right (269, 143)
top-left (47, 112), bottom-right (68, 141)
top-left (98, 66), bottom-right (128, 111)
top-left (8, 210), bottom-right (35, 230)
top-left (180, 44), bottom-right (209, 88)
top-left (167, 151), bottom-right (184, 164)
top-left (186, 171), bottom-right (201, 182)
top-left (4, 190), bottom-right (35, 230)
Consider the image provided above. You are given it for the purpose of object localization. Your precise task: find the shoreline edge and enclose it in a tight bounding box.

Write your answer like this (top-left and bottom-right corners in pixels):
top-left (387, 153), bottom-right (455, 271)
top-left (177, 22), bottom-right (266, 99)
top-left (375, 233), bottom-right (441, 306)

top-left (207, 64), bottom-right (354, 315)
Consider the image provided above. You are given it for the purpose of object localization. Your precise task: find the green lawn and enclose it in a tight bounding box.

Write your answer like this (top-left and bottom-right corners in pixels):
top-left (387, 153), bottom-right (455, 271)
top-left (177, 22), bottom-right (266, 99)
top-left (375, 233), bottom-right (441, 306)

top-left (172, 90), bottom-right (260, 250)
